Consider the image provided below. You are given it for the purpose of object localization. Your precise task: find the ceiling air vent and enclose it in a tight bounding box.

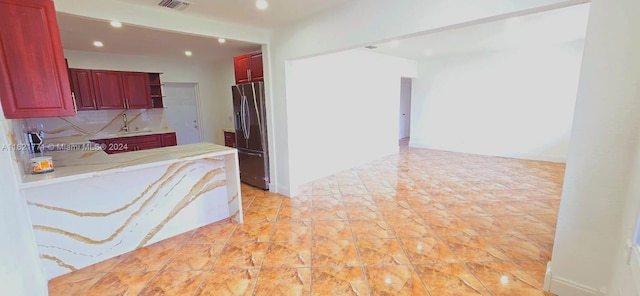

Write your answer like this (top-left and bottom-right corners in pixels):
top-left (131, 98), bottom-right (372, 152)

top-left (157, 0), bottom-right (190, 11)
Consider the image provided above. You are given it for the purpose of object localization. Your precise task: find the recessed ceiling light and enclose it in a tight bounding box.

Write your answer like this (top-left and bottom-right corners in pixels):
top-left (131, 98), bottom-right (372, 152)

top-left (424, 49), bottom-right (434, 56)
top-left (93, 41), bottom-right (104, 47)
top-left (184, 50), bottom-right (193, 57)
top-left (256, 0), bottom-right (268, 10)
top-left (218, 38), bottom-right (226, 44)
top-left (110, 21), bottom-right (122, 28)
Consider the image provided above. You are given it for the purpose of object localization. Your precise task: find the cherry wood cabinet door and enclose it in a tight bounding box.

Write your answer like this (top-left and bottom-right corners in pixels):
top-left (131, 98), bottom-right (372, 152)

top-left (70, 69), bottom-right (96, 110)
top-left (224, 131), bottom-right (236, 148)
top-left (130, 134), bottom-right (162, 151)
top-left (0, 0), bottom-right (75, 118)
top-left (234, 54), bottom-right (250, 84)
top-left (92, 70), bottom-right (125, 109)
top-left (160, 132), bottom-right (177, 147)
top-left (249, 51), bottom-right (264, 81)
top-left (122, 72), bottom-right (152, 109)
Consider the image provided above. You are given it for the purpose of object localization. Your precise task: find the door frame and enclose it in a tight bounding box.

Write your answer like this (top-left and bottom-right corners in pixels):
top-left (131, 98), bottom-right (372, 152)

top-left (163, 82), bottom-right (204, 144)
top-left (399, 77), bottom-right (413, 140)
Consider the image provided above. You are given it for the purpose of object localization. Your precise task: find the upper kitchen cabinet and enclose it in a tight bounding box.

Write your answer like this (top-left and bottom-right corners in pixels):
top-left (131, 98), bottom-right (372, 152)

top-left (249, 51), bottom-right (264, 81)
top-left (69, 69), bottom-right (96, 111)
top-left (233, 54), bottom-right (250, 84)
top-left (92, 70), bottom-right (152, 110)
top-left (92, 70), bottom-right (126, 109)
top-left (0, 0), bottom-right (76, 119)
top-left (233, 50), bottom-right (263, 84)
top-left (121, 72), bottom-right (152, 109)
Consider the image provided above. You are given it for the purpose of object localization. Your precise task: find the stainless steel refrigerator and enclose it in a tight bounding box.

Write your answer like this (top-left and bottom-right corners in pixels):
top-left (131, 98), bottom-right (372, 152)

top-left (232, 81), bottom-right (270, 190)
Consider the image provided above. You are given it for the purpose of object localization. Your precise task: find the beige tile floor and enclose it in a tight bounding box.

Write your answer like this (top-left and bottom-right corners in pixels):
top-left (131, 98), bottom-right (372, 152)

top-left (49, 145), bottom-right (563, 295)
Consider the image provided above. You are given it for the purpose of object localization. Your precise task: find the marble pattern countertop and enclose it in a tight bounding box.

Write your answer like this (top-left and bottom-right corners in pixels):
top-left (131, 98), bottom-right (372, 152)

top-left (90, 129), bottom-right (177, 140)
top-left (21, 142), bottom-right (236, 188)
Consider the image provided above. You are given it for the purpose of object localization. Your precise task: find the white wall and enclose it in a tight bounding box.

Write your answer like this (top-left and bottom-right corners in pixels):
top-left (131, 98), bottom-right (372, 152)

top-left (65, 50), bottom-right (230, 145)
top-left (210, 58), bottom-right (237, 141)
top-left (287, 50), bottom-right (416, 186)
top-left (611, 136), bottom-right (640, 296)
top-left (411, 40), bottom-right (584, 162)
top-left (549, 0), bottom-right (640, 294)
top-left (56, 0), bottom-right (587, 195)
top-left (0, 117), bottom-right (48, 296)
top-left (270, 0), bottom-right (587, 195)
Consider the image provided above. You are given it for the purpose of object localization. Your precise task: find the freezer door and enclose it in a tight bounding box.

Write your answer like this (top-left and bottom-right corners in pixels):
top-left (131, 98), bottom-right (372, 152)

top-left (232, 83), bottom-right (267, 152)
top-left (232, 85), bottom-right (243, 143)
top-left (237, 149), bottom-right (269, 190)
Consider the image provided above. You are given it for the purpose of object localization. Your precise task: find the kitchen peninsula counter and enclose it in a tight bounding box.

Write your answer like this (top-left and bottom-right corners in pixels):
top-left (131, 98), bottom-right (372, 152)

top-left (20, 142), bottom-right (242, 280)
top-left (21, 142), bottom-right (232, 187)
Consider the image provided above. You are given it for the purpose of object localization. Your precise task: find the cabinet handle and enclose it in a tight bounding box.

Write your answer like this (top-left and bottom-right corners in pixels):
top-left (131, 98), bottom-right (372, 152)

top-left (248, 69), bottom-right (252, 81)
top-left (71, 92), bottom-right (78, 113)
top-left (124, 98), bottom-right (129, 109)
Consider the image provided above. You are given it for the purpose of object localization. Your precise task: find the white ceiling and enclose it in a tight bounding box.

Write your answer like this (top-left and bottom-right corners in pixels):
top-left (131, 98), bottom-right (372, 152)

top-left (57, 0), bottom-right (353, 61)
top-left (57, 13), bottom-right (261, 61)
top-left (370, 3), bottom-right (590, 60)
top-left (121, 0), bottom-right (352, 28)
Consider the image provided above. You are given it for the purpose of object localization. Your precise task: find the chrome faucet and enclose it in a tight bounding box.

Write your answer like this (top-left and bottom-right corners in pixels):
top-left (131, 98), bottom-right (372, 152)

top-left (121, 113), bottom-right (129, 132)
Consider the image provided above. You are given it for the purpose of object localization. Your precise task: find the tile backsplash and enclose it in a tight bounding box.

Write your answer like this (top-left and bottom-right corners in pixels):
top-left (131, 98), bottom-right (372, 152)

top-left (28, 109), bottom-right (168, 139)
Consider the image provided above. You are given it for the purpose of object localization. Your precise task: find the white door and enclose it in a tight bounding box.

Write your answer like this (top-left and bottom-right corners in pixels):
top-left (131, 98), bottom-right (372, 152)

top-left (399, 77), bottom-right (412, 139)
top-left (163, 83), bottom-right (201, 145)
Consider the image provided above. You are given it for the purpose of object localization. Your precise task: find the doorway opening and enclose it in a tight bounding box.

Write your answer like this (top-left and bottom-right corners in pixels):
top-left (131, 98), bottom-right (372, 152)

top-left (399, 77), bottom-right (413, 147)
top-left (163, 82), bottom-right (202, 145)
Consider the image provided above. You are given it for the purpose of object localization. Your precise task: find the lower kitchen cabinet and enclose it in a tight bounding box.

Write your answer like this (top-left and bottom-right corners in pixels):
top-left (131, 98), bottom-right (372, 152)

top-left (160, 132), bottom-right (177, 147)
top-left (224, 131), bottom-right (236, 148)
top-left (92, 132), bottom-right (177, 154)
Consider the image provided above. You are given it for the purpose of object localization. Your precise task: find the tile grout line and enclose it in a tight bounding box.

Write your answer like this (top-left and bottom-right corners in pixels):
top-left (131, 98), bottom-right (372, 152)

top-left (375, 163), bottom-right (499, 296)
top-left (426, 178), bottom-right (508, 296)
top-left (431, 178), bottom-right (558, 295)
top-left (249, 192), bottom-right (283, 295)
top-left (73, 234), bottom-right (148, 294)
top-left (361, 177), bottom-right (434, 296)
top-left (189, 217), bottom-right (238, 296)
top-left (337, 181), bottom-right (374, 296)
top-left (135, 228), bottom-right (197, 295)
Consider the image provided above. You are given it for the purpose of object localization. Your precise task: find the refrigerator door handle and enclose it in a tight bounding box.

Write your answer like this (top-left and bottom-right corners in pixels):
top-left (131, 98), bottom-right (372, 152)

top-left (234, 112), bottom-right (241, 130)
top-left (239, 150), bottom-right (262, 157)
top-left (240, 95), bottom-right (244, 132)
top-left (241, 95), bottom-right (250, 140)
top-left (245, 95), bottom-right (251, 139)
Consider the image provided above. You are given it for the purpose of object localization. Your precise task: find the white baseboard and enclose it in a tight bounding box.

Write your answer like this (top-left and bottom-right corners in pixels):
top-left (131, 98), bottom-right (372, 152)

top-left (276, 183), bottom-right (292, 197)
top-left (548, 276), bottom-right (602, 296)
top-left (408, 141), bottom-right (567, 163)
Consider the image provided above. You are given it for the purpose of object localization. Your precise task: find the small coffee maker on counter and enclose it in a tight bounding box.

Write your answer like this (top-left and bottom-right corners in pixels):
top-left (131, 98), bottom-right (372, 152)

top-left (26, 131), bottom-right (43, 154)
